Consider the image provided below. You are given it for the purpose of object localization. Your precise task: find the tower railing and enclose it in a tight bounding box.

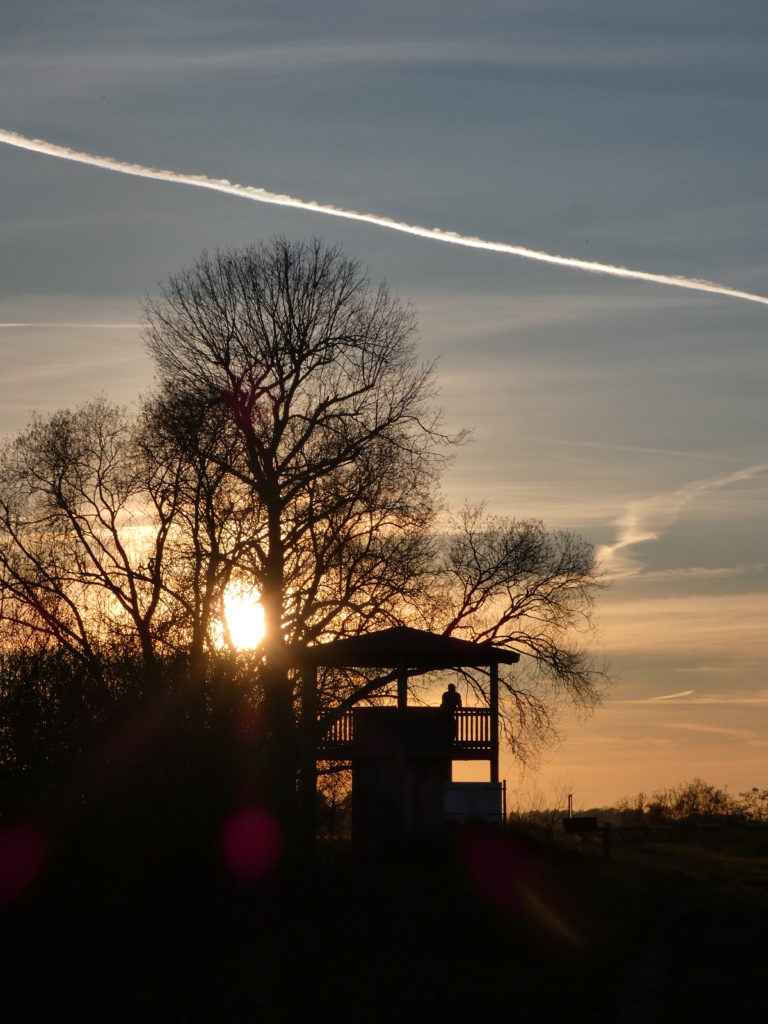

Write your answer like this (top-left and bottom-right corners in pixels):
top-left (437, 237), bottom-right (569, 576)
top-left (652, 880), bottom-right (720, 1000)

top-left (319, 706), bottom-right (493, 760)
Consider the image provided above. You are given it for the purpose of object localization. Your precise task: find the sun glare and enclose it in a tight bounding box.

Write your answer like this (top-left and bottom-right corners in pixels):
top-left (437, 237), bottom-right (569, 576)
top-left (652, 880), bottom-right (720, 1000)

top-left (220, 584), bottom-right (266, 650)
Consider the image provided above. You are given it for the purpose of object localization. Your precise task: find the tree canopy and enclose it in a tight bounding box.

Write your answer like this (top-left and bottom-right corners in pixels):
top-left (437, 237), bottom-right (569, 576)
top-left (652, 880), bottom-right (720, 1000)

top-left (0, 237), bottom-right (606, 817)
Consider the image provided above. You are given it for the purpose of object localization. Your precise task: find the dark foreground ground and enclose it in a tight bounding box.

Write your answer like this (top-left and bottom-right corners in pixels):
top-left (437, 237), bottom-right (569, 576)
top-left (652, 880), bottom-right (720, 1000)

top-left (3, 820), bottom-right (767, 1023)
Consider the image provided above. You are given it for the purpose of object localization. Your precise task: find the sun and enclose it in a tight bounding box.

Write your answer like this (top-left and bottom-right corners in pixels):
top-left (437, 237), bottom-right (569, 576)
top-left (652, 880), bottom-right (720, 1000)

top-left (219, 583), bottom-right (266, 650)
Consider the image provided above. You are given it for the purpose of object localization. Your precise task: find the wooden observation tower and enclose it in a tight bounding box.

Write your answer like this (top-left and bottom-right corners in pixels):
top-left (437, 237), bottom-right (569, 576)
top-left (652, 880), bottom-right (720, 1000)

top-left (290, 626), bottom-right (520, 843)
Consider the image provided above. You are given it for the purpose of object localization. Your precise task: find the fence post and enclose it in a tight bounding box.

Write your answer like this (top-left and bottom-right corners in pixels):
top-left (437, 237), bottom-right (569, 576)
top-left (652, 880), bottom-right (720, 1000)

top-left (490, 661), bottom-right (499, 783)
top-left (300, 662), bottom-right (318, 854)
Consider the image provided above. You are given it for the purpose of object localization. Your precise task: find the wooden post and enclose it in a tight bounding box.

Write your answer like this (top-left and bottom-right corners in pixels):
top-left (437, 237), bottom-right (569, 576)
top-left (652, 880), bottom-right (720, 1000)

top-left (397, 662), bottom-right (408, 831)
top-left (397, 663), bottom-right (408, 710)
top-left (300, 662), bottom-right (318, 853)
top-left (490, 660), bottom-right (499, 784)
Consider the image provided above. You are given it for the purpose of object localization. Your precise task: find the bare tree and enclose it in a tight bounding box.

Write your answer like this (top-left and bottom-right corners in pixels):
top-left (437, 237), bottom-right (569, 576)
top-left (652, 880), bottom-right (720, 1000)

top-left (0, 399), bottom-right (183, 686)
top-left (143, 238), bottom-right (452, 813)
top-left (138, 394), bottom-right (261, 676)
top-left (424, 504), bottom-right (606, 766)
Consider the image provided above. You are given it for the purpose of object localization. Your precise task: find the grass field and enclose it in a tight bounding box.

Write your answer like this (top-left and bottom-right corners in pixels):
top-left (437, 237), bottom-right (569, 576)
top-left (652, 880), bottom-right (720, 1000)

top-left (3, 820), bottom-right (767, 1022)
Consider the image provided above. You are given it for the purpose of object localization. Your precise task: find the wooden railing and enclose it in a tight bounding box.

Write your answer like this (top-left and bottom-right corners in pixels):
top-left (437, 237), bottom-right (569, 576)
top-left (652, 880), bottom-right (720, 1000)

top-left (322, 710), bottom-right (354, 748)
top-left (454, 708), bottom-right (492, 749)
top-left (319, 707), bottom-right (493, 759)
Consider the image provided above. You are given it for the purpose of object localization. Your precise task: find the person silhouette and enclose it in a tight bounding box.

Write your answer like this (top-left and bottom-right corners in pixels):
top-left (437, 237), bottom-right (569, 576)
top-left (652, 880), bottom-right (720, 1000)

top-left (441, 683), bottom-right (462, 713)
top-left (441, 683), bottom-right (462, 743)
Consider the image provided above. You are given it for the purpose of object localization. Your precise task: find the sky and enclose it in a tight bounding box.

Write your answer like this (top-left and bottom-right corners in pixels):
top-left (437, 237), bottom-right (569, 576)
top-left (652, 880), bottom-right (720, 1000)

top-left (1, 0), bottom-right (766, 807)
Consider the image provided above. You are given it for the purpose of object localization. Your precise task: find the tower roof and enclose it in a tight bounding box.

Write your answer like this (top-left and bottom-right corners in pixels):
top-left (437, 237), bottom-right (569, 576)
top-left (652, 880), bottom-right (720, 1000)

top-left (285, 625), bottom-right (520, 670)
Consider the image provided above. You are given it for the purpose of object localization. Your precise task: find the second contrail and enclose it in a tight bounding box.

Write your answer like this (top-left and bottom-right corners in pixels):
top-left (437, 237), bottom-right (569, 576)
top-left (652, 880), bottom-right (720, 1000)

top-left (2, 127), bottom-right (767, 307)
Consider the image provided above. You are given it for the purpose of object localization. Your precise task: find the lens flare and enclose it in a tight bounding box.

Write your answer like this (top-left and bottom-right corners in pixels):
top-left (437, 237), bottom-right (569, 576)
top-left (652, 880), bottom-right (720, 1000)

top-left (0, 822), bottom-right (47, 913)
top-left (219, 805), bottom-right (282, 883)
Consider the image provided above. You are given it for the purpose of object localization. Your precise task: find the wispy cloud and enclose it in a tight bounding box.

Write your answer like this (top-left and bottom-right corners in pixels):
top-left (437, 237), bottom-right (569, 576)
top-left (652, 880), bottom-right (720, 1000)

top-left (659, 722), bottom-right (756, 738)
top-left (3, 128), bottom-right (768, 307)
top-left (629, 563), bottom-right (767, 583)
top-left (598, 463), bottom-right (768, 576)
top-left (538, 437), bottom-right (736, 462)
top-left (681, 691), bottom-right (768, 707)
top-left (617, 690), bottom-right (695, 705)
top-left (618, 689), bottom-right (768, 707)
top-left (675, 665), bottom-right (728, 675)
top-left (3, 33), bottom-right (761, 77)
top-left (1, 40), bottom-right (487, 74)
top-left (598, 591), bottom-right (768, 659)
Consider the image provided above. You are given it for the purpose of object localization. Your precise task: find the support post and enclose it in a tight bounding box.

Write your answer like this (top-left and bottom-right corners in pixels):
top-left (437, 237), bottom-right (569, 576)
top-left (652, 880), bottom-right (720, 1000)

top-left (300, 662), bottom-right (318, 854)
top-left (397, 663), bottom-right (408, 710)
top-left (490, 660), bottom-right (499, 784)
top-left (396, 662), bottom-right (408, 831)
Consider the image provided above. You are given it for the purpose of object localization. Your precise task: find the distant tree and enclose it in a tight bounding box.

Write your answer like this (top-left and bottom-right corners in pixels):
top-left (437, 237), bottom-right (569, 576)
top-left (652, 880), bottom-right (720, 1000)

top-left (666, 778), bottom-right (739, 824)
top-left (617, 779), bottom-right (744, 826)
top-left (738, 787), bottom-right (768, 822)
top-left (507, 776), bottom-right (574, 838)
top-left (615, 791), bottom-right (648, 827)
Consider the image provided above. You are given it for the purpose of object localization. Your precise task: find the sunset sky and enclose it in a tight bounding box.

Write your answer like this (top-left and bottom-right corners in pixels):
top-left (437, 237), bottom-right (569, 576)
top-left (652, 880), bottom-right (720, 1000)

top-left (2, 1), bottom-right (766, 806)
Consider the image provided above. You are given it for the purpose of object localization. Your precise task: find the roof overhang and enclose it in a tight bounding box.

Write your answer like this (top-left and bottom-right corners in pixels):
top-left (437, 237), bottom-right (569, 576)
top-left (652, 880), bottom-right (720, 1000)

top-left (283, 625), bottom-right (520, 671)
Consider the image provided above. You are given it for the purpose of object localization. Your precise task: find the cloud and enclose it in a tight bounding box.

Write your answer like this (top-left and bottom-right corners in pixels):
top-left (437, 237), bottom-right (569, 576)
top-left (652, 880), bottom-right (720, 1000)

top-left (659, 722), bottom-right (756, 738)
top-left (3, 128), bottom-right (768, 307)
top-left (598, 462), bottom-right (768, 576)
top-left (617, 689), bottom-right (768, 707)
top-left (616, 691), bottom-right (695, 705)
top-left (629, 563), bottom-right (767, 583)
top-left (0, 40), bottom-right (492, 75)
top-left (538, 437), bottom-right (735, 462)
top-left (598, 592), bottom-right (768, 659)
top-left (681, 691), bottom-right (768, 707)
top-left (674, 665), bottom-right (730, 675)
top-left (3, 20), bottom-right (762, 78)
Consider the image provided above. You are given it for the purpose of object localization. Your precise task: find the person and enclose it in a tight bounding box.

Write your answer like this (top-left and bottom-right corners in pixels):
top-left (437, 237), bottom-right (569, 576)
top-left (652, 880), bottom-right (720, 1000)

top-left (441, 683), bottom-right (462, 745)
top-left (441, 683), bottom-right (462, 713)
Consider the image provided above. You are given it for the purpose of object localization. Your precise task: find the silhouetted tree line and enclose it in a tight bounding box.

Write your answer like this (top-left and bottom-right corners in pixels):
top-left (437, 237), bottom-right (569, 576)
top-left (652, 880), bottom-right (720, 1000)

top-left (615, 778), bottom-right (768, 826)
top-left (0, 238), bottom-right (606, 839)
top-left (510, 778), bottom-right (768, 836)
top-left (0, 647), bottom-right (267, 817)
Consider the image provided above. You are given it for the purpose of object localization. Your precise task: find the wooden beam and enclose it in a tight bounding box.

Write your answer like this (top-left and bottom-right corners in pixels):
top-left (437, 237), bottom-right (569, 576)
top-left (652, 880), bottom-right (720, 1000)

top-left (397, 663), bottom-right (408, 710)
top-left (490, 661), bottom-right (499, 783)
top-left (300, 662), bottom-right (318, 852)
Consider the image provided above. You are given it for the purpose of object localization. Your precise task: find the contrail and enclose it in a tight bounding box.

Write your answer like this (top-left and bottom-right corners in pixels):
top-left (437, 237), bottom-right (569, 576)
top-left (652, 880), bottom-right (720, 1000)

top-left (2, 127), bottom-right (768, 307)
top-left (0, 322), bottom-right (137, 329)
